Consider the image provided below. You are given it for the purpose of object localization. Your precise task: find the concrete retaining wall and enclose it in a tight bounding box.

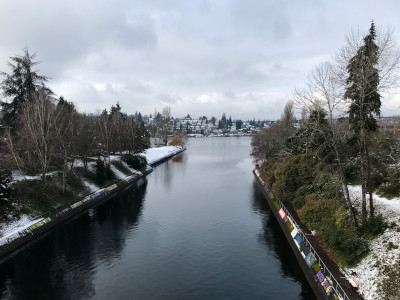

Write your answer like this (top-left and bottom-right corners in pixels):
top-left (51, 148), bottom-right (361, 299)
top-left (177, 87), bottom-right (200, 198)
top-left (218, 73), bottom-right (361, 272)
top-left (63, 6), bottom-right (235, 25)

top-left (253, 168), bottom-right (344, 300)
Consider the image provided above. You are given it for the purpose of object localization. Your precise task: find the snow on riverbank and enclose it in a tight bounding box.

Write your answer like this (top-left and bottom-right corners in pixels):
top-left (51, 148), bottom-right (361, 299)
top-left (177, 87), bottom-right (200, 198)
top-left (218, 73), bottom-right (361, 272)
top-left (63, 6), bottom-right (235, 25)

top-left (142, 146), bottom-right (182, 164)
top-left (344, 185), bottom-right (400, 300)
top-left (0, 215), bottom-right (42, 246)
top-left (1, 146), bottom-right (183, 247)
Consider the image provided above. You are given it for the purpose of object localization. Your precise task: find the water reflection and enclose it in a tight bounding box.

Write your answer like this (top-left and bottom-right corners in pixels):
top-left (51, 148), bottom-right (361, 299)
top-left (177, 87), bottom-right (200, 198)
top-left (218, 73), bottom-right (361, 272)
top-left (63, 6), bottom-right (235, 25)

top-left (0, 179), bottom-right (148, 300)
top-left (251, 180), bottom-right (317, 300)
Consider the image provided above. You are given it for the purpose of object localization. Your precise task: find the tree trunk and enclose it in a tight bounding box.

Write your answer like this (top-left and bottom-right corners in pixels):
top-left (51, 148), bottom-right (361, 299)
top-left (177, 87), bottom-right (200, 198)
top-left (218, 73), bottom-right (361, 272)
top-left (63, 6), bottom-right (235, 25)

top-left (83, 157), bottom-right (88, 171)
top-left (342, 171), bottom-right (359, 228)
top-left (333, 144), bottom-right (359, 228)
top-left (331, 128), bottom-right (359, 228)
top-left (360, 137), bottom-right (367, 226)
top-left (62, 150), bottom-right (68, 192)
top-left (366, 145), bottom-right (374, 218)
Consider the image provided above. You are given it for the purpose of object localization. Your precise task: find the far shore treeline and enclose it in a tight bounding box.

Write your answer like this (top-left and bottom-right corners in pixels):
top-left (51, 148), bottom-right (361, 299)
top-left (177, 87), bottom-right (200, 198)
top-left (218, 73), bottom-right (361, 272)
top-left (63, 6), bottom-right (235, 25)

top-left (251, 21), bottom-right (400, 280)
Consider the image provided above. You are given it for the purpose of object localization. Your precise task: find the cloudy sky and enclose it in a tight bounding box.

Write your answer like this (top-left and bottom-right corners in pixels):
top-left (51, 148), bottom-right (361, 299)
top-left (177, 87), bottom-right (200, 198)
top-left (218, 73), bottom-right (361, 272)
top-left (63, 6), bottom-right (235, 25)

top-left (1, 0), bottom-right (400, 120)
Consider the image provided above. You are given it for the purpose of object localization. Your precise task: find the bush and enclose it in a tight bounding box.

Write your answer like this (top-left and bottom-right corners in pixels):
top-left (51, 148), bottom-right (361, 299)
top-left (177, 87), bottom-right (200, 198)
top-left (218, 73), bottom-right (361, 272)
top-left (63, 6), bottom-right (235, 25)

top-left (273, 154), bottom-right (315, 202)
top-left (298, 194), bottom-right (367, 266)
top-left (94, 158), bottom-right (115, 184)
top-left (95, 158), bottom-right (105, 182)
top-left (122, 154), bottom-right (147, 170)
top-left (168, 135), bottom-right (184, 147)
top-left (377, 170), bottom-right (400, 199)
top-left (0, 169), bottom-right (12, 204)
top-left (362, 214), bottom-right (387, 238)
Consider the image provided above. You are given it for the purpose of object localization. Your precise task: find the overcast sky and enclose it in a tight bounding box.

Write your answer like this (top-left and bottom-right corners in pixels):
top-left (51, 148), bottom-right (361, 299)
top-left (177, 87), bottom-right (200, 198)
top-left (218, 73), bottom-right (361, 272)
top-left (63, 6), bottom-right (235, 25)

top-left (1, 0), bottom-right (400, 120)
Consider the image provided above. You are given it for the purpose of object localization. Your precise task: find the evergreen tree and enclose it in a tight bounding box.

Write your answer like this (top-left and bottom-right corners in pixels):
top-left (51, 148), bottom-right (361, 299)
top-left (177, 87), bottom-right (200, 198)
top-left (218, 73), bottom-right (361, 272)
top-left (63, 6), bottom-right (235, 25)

top-left (0, 170), bottom-right (12, 204)
top-left (346, 22), bottom-right (381, 134)
top-left (344, 21), bottom-right (381, 223)
top-left (0, 49), bottom-right (53, 127)
top-left (210, 116), bottom-right (216, 125)
top-left (137, 112), bottom-right (143, 123)
top-left (220, 113), bottom-right (227, 130)
top-left (110, 102), bottom-right (122, 117)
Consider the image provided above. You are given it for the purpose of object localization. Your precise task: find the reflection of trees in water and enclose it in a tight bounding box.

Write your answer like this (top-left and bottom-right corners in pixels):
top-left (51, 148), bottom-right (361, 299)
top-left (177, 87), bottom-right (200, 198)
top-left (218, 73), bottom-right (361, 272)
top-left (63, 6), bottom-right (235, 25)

top-left (93, 178), bottom-right (148, 259)
top-left (0, 179), bottom-right (148, 300)
top-left (251, 180), bottom-right (317, 300)
top-left (171, 152), bottom-right (188, 164)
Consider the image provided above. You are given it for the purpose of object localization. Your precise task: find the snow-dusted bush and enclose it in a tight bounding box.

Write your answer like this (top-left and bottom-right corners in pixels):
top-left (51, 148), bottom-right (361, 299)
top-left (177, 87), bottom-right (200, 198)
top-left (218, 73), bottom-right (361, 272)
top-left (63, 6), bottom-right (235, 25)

top-left (122, 154), bottom-right (147, 171)
top-left (0, 170), bottom-right (12, 203)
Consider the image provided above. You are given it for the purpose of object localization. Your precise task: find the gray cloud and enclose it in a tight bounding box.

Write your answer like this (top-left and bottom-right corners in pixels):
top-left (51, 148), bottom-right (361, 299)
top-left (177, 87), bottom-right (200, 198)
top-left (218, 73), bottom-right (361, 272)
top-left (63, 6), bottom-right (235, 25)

top-left (1, 0), bottom-right (400, 119)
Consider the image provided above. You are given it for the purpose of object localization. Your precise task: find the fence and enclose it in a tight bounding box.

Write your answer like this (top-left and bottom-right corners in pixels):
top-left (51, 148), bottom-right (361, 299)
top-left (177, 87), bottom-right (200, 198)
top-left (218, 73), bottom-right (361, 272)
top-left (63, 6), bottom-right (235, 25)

top-left (269, 188), bottom-right (350, 300)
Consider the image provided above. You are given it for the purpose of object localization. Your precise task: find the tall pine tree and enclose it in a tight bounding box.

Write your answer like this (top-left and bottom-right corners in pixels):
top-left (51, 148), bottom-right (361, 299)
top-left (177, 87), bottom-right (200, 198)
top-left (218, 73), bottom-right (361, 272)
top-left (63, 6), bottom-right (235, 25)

top-left (344, 21), bottom-right (381, 224)
top-left (0, 48), bottom-right (53, 128)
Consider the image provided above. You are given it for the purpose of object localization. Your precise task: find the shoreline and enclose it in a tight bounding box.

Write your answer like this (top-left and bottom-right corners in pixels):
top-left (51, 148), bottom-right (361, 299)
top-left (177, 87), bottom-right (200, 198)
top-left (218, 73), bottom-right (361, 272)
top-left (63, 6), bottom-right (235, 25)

top-left (253, 167), bottom-right (362, 300)
top-left (0, 147), bottom-right (186, 259)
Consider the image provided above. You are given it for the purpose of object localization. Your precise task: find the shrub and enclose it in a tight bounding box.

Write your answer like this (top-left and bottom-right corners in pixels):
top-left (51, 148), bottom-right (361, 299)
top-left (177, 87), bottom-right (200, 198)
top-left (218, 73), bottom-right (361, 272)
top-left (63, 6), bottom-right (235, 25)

top-left (94, 159), bottom-right (115, 184)
top-left (122, 154), bottom-right (147, 170)
top-left (168, 135), bottom-right (184, 147)
top-left (298, 194), bottom-right (367, 266)
top-left (95, 158), bottom-right (105, 183)
top-left (362, 214), bottom-right (387, 238)
top-left (0, 169), bottom-right (12, 204)
top-left (377, 170), bottom-right (400, 199)
top-left (273, 154), bottom-right (315, 202)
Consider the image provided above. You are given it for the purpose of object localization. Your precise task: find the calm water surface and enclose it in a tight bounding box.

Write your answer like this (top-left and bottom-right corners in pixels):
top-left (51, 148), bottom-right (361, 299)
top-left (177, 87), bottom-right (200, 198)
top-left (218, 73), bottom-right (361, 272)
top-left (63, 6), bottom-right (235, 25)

top-left (0, 137), bottom-right (316, 300)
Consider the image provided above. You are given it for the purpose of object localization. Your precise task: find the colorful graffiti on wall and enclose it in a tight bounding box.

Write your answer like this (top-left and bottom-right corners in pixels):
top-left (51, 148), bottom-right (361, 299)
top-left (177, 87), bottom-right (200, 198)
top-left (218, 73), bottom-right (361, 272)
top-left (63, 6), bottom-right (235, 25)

top-left (253, 167), bottom-right (340, 300)
top-left (28, 217), bottom-right (51, 231)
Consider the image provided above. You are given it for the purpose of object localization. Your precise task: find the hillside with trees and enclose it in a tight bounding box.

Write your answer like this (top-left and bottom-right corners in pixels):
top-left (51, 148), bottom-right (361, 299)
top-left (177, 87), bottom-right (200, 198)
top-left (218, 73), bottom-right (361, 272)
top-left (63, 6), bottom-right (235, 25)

top-left (252, 22), bottom-right (400, 299)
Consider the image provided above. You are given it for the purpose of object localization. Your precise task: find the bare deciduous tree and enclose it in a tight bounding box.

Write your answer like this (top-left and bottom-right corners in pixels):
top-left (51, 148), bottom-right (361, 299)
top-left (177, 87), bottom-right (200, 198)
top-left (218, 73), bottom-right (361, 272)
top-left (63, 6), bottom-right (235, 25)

top-left (18, 89), bottom-right (61, 198)
top-left (293, 62), bottom-right (359, 227)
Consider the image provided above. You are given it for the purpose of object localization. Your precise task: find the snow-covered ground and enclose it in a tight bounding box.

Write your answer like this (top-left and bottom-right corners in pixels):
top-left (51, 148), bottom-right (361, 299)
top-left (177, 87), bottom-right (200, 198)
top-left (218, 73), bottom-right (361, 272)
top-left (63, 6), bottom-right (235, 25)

top-left (1, 146), bottom-right (183, 247)
top-left (142, 146), bottom-right (182, 164)
top-left (344, 185), bottom-right (400, 300)
top-left (0, 215), bottom-right (42, 246)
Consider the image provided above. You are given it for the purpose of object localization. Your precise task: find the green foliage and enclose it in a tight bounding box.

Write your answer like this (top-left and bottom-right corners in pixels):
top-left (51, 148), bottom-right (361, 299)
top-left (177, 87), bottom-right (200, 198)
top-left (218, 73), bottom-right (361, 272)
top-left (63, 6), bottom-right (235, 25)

top-left (12, 177), bottom-right (80, 216)
top-left (0, 48), bottom-right (53, 127)
top-left (298, 194), bottom-right (367, 266)
top-left (345, 21), bottom-right (381, 134)
top-left (122, 154), bottom-right (148, 171)
top-left (0, 170), bottom-right (12, 204)
top-left (362, 214), bottom-right (387, 238)
top-left (95, 159), bottom-right (105, 182)
top-left (94, 159), bottom-right (115, 185)
top-left (377, 169), bottom-right (400, 199)
top-left (273, 154), bottom-right (315, 202)
top-left (260, 158), bottom-right (282, 188)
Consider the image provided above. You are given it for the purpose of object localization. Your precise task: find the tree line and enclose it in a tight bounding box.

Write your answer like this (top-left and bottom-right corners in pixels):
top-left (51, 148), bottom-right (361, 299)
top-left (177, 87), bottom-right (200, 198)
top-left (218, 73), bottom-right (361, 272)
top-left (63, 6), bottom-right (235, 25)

top-left (0, 49), bottom-right (150, 201)
top-left (251, 22), bottom-right (400, 265)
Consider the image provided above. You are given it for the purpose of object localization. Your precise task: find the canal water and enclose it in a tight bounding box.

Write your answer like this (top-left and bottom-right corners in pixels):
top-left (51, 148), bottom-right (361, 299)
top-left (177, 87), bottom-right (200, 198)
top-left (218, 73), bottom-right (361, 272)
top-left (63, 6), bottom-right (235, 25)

top-left (0, 137), bottom-right (316, 300)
